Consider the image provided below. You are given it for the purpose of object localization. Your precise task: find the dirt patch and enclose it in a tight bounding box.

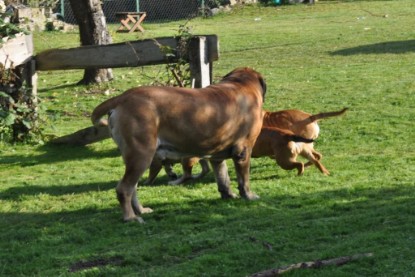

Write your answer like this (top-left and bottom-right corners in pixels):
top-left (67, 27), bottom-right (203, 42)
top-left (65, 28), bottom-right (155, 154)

top-left (68, 256), bottom-right (124, 272)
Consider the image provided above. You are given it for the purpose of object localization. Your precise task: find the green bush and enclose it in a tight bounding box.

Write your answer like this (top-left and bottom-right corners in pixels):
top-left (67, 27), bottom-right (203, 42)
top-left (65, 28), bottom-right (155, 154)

top-left (0, 15), bottom-right (39, 143)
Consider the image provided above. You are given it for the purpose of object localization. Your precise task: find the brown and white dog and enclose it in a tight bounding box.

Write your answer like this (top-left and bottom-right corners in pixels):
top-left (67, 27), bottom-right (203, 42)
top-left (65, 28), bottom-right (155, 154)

top-left (91, 67), bottom-right (266, 222)
top-left (261, 108), bottom-right (347, 175)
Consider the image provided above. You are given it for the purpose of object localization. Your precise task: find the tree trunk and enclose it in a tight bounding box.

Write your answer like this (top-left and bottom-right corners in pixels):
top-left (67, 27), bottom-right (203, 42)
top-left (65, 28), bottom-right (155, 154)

top-left (68, 0), bottom-right (113, 85)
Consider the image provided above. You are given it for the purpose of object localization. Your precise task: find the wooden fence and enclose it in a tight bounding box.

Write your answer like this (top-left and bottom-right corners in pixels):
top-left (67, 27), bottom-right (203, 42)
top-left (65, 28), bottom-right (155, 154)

top-left (33, 35), bottom-right (219, 145)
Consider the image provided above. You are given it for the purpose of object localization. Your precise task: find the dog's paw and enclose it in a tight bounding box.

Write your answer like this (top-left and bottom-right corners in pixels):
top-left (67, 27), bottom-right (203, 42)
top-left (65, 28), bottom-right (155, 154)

top-left (243, 192), bottom-right (260, 201)
top-left (140, 207), bottom-right (154, 214)
top-left (167, 172), bottom-right (178, 180)
top-left (220, 192), bottom-right (238, 199)
top-left (168, 176), bottom-right (189, 185)
top-left (168, 179), bottom-right (182, 185)
top-left (143, 179), bottom-right (152, 185)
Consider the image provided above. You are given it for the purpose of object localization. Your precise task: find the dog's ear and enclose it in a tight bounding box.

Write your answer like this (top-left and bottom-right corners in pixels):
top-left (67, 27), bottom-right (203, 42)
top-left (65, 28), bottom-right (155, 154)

top-left (222, 68), bottom-right (239, 80)
top-left (259, 75), bottom-right (267, 101)
top-left (222, 71), bottom-right (232, 79)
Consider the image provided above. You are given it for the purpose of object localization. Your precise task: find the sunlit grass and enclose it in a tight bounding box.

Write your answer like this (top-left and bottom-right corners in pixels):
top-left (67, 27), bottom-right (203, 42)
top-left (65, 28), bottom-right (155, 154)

top-left (1, 0), bottom-right (414, 276)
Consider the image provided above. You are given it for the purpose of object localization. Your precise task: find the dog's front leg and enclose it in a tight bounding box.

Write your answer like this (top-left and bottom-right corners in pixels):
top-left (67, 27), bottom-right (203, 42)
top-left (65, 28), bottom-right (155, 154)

top-left (232, 148), bottom-right (259, 200)
top-left (210, 159), bottom-right (237, 199)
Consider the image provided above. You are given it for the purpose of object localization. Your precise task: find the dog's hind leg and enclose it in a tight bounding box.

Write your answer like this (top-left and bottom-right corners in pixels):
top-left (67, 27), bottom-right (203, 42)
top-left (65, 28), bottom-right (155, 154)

top-left (277, 159), bottom-right (305, 176)
top-left (304, 149), bottom-right (323, 167)
top-left (117, 159), bottom-right (154, 222)
top-left (274, 148), bottom-right (304, 176)
top-left (145, 157), bottom-right (163, 185)
top-left (232, 148), bottom-right (259, 200)
top-left (210, 159), bottom-right (237, 199)
top-left (194, 159), bottom-right (210, 179)
top-left (116, 139), bottom-right (157, 222)
top-left (311, 149), bottom-right (322, 160)
top-left (300, 148), bottom-right (329, 175)
top-left (131, 188), bottom-right (153, 215)
top-left (163, 161), bottom-right (178, 181)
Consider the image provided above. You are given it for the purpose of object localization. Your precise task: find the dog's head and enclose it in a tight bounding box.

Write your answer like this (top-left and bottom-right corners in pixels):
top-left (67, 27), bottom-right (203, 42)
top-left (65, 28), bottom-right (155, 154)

top-left (222, 67), bottom-right (267, 101)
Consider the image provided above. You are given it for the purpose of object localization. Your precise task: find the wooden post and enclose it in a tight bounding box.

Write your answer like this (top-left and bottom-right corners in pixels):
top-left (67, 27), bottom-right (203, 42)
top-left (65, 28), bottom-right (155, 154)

top-left (189, 36), bottom-right (212, 88)
top-left (25, 59), bottom-right (38, 125)
top-left (24, 59), bottom-right (38, 102)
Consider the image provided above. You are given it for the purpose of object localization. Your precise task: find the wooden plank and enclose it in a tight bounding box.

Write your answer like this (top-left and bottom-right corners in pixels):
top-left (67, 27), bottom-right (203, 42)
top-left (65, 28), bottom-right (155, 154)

top-left (35, 35), bottom-right (219, 71)
top-left (51, 125), bottom-right (110, 146)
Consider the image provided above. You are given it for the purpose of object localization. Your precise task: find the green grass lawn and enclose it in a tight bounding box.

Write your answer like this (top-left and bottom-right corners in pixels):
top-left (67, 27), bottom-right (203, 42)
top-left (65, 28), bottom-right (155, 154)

top-left (1, 0), bottom-right (414, 276)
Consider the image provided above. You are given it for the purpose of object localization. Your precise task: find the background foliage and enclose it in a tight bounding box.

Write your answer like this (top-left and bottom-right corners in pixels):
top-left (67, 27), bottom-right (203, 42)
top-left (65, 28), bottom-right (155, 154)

top-left (1, 0), bottom-right (414, 276)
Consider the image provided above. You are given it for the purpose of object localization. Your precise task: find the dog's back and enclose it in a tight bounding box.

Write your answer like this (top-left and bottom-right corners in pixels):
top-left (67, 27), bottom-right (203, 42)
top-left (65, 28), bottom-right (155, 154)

top-left (262, 108), bottom-right (347, 139)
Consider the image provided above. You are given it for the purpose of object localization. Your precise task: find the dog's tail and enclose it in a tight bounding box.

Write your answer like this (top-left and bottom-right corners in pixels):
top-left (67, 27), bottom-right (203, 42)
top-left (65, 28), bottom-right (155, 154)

top-left (308, 108), bottom-right (348, 122)
top-left (91, 94), bottom-right (126, 127)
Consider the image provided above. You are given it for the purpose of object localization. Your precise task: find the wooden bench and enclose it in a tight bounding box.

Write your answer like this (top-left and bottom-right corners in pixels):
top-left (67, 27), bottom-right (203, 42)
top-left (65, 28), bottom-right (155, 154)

top-left (115, 12), bottom-right (147, 33)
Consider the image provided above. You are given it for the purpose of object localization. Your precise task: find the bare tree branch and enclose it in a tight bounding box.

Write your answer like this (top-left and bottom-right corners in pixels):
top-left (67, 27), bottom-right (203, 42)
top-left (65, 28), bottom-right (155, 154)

top-left (250, 253), bottom-right (374, 277)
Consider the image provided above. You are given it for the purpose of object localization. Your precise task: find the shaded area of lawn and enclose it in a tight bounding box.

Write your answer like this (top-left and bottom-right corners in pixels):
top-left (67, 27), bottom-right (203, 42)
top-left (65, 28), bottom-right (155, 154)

top-left (331, 39), bottom-right (415, 55)
top-left (0, 183), bottom-right (413, 276)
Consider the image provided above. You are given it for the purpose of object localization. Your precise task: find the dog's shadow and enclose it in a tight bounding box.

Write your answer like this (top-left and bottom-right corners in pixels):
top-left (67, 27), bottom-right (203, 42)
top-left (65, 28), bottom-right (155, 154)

top-left (141, 172), bottom-right (217, 188)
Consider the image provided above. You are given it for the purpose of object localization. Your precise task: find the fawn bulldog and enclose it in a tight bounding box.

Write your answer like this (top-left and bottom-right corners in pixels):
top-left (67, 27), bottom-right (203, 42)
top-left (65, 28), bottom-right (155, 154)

top-left (151, 108), bottom-right (347, 184)
top-left (91, 67), bottom-right (266, 222)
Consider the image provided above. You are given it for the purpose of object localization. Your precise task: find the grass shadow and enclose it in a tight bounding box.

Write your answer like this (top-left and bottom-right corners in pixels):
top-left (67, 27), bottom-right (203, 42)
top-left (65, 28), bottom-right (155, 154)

top-left (330, 39), bottom-right (415, 56)
top-left (1, 184), bottom-right (414, 275)
top-left (0, 181), bottom-right (116, 200)
top-left (38, 82), bottom-right (80, 93)
top-left (0, 144), bottom-right (119, 167)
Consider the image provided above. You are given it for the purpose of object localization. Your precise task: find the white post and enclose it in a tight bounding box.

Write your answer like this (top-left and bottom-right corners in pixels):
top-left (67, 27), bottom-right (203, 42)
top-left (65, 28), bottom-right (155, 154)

top-left (189, 36), bottom-right (212, 88)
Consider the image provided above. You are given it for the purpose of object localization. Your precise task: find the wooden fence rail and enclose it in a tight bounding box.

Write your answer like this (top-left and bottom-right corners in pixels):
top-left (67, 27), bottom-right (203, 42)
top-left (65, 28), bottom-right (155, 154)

top-left (35, 35), bottom-right (218, 70)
